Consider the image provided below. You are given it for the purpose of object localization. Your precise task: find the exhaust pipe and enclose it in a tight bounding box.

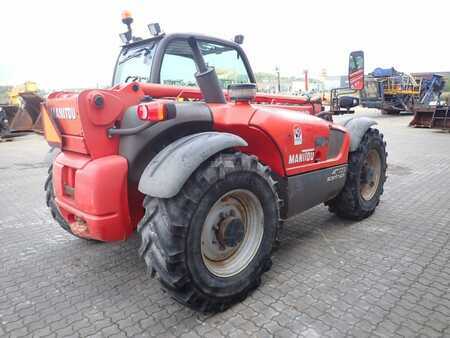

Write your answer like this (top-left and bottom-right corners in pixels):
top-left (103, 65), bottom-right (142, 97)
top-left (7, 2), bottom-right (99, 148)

top-left (188, 37), bottom-right (226, 104)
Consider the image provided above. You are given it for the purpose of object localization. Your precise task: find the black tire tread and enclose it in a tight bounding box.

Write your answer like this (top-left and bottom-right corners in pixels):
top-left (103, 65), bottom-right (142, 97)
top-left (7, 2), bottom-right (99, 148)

top-left (327, 128), bottom-right (387, 220)
top-left (137, 152), bottom-right (279, 312)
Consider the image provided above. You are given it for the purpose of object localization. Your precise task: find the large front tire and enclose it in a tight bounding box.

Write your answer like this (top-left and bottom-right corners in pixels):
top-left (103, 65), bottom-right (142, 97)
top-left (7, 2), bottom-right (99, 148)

top-left (327, 128), bottom-right (387, 220)
top-left (138, 153), bottom-right (280, 312)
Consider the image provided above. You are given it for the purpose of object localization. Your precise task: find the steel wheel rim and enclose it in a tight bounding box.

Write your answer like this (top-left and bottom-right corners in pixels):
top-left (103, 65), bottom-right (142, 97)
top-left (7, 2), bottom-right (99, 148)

top-left (360, 149), bottom-right (382, 201)
top-left (201, 189), bottom-right (264, 278)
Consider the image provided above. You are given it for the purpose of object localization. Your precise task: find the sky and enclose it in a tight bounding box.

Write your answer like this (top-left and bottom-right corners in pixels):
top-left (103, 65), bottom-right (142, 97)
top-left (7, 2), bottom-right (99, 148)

top-left (0, 0), bottom-right (449, 89)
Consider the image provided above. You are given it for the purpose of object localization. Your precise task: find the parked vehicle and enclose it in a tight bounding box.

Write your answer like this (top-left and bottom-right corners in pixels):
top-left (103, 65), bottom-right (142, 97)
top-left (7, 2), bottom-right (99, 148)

top-left (42, 13), bottom-right (388, 312)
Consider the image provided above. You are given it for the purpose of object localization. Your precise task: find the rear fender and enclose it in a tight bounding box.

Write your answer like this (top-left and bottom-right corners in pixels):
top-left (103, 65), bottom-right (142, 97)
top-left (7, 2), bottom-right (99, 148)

top-left (138, 132), bottom-right (247, 198)
top-left (337, 117), bottom-right (377, 151)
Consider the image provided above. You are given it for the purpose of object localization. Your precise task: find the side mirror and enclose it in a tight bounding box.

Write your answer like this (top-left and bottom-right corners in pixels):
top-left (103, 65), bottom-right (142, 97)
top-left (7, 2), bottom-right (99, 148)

top-left (348, 51), bottom-right (364, 91)
top-left (339, 96), bottom-right (359, 109)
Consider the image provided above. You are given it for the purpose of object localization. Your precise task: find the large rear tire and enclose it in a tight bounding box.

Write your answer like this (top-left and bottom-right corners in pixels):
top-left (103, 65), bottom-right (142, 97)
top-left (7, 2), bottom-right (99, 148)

top-left (326, 128), bottom-right (387, 220)
top-left (138, 153), bottom-right (280, 312)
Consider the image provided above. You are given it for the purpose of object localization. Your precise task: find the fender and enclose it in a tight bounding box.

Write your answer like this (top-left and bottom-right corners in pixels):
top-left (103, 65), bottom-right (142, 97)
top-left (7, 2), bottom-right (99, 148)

top-left (337, 117), bottom-right (377, 151)
top-left (138, 132), bottom-right (248, 198)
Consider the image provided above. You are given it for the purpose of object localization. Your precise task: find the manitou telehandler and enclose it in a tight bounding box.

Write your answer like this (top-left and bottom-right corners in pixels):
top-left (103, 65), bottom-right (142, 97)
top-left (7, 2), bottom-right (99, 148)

top-left (42, 12), bottom-right (387, 312)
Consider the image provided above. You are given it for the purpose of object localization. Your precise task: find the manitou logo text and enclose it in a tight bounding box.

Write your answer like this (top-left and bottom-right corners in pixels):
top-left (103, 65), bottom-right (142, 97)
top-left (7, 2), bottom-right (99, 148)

top-left (288, 150), bottom-right (315, 165)
top-left (50, 107), bottom-right (77, 120)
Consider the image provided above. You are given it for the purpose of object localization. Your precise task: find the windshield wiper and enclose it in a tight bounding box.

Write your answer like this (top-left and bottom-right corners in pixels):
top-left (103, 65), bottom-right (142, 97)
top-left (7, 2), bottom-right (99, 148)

top-left (119, 47), bottom-right (152, 65)
top-left (125, 75), bottom-right (149, 83)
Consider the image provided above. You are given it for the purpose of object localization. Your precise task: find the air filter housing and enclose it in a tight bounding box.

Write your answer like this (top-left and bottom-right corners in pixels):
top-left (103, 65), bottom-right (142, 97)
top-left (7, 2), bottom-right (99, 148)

top-left (228, 83), bottom-right (256, 102)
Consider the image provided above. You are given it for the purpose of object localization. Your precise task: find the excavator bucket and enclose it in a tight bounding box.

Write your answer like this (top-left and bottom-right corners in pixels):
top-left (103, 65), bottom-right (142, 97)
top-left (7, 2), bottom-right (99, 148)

top-left (0, 81), bottom-right (44, 139)
top-left (32, 113), bottom-right (43, 133)
top-left (7, 92), bottom-right (44, 133)
top-left (8, 109), bottom-right (34, 131)
top-left (410, 105), bottom-right (450, 130)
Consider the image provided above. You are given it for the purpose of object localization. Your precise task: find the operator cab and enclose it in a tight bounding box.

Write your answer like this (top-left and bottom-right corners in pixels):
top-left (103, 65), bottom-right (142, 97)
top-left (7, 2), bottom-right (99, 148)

top-left (112, 15), bottom-right (255, 89)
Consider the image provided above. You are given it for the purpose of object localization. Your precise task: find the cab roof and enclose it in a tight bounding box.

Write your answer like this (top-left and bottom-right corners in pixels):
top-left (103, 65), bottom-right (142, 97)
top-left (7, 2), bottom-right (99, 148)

top-left (121, 33), bottom-right (242, 51)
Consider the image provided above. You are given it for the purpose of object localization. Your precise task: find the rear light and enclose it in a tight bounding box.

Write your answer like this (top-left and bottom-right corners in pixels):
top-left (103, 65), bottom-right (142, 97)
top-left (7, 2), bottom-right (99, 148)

top-left (136, 102), bottom-right (176, 122)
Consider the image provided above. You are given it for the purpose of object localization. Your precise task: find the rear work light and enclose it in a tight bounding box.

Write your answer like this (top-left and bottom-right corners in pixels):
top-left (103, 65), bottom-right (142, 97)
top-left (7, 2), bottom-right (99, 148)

top-left (136, 102), bottom-right (176, 122)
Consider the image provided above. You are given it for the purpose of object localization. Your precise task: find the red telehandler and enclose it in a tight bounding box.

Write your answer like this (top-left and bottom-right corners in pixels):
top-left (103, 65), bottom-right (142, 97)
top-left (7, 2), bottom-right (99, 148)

top-left (42, 13), bottom-right (387, 312)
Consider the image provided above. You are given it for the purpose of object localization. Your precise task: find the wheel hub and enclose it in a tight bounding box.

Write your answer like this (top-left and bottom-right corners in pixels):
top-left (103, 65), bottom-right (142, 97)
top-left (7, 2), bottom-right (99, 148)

top-left (360, 149), bottom-right (382, 201)
top-left (201, 189), bottom-right (264, 277)
top-left (361, 165), bottom-right (375, 184)
top-left (216, 216), bottom-right (245, 249)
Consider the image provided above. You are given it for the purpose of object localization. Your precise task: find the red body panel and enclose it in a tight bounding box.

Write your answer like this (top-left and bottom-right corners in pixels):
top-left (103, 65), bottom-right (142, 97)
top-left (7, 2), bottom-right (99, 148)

top-left (45, 84), bottom-right (145, 158)
top-left (53, 152), bottom-right (132, 241)
top-left (250, 107), bottom-right (350, 175)
top-left (211, 102), bottom-right (286, 176)
top-left (211, 102), bottom-right (350, 176)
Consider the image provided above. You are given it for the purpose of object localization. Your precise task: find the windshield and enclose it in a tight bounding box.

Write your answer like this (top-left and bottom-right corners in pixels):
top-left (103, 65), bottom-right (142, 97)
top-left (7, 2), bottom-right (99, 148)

top-left (113, 43), bottom-right (156, 85)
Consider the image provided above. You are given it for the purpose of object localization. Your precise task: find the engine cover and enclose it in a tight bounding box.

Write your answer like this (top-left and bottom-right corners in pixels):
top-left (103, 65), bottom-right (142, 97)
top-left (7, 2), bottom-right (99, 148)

top-left (250, 107), bottom-right (350, 176)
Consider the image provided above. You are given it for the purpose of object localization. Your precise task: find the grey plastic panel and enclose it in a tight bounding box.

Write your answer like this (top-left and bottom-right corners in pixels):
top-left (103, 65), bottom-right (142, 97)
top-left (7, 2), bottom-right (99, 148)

top-left (327, 129), bottom-right (345, 159)
top-left (138, 132), bottom-right (248, 198)
top-left (285, 164), bottom-right (347, 219)
top-left (119, 102), bottom-right (213, 184)
top-left (336, 117), bottom-right (377, 151)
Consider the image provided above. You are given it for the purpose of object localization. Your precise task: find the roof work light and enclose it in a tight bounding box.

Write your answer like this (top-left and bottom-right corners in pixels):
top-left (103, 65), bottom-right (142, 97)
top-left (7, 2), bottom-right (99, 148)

top-left (148, 23), bottom-right (162, 36)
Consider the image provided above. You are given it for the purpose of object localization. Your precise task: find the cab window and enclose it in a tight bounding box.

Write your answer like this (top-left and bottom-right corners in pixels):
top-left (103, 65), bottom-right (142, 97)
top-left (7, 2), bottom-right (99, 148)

top-left (114, 43), bottom-right (155, 84)
top-left (160, 39), bottom-right (250, 88)
top-left (199, 41), bottom-right (250, 88)
top-left (160, 40), bottom-right (198, 87)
